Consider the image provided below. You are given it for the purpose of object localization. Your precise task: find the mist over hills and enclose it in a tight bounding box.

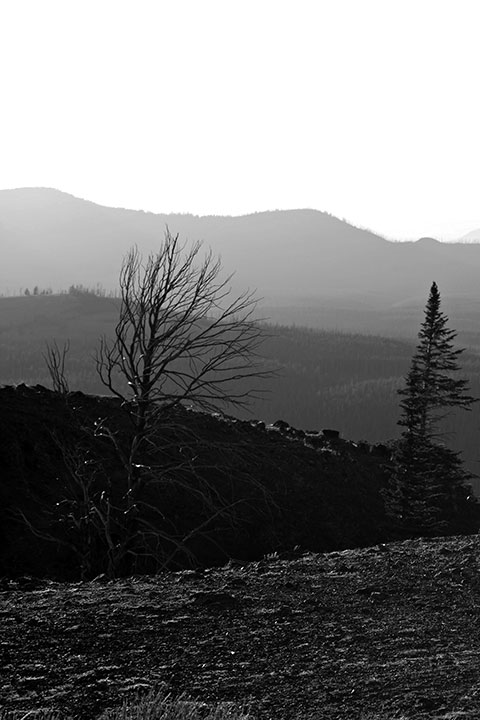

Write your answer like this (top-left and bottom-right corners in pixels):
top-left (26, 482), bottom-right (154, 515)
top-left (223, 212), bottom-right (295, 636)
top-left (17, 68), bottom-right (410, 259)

top-left (2, 188), bottom-right (480, 340)
top-left (0, 187), bottom-right (387, 295)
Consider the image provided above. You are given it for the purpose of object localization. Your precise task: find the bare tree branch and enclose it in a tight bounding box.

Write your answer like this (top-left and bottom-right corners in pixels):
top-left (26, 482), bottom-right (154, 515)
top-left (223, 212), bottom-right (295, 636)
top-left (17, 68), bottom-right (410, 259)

top-left (95, 230), bottom-right (271, 422)
top-left (44, 340), bottom-right (70, 394)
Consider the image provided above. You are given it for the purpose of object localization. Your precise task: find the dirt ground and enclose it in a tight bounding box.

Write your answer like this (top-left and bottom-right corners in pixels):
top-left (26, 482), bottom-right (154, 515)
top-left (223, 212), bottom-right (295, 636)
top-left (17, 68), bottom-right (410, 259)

top-left (2, 534), bottom-right (480, 720)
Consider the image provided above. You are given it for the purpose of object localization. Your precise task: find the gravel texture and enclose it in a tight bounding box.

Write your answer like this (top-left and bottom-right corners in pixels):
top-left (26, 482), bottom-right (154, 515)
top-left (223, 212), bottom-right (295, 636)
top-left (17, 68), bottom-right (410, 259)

top-left (2, 534), bottom-right (480, 719)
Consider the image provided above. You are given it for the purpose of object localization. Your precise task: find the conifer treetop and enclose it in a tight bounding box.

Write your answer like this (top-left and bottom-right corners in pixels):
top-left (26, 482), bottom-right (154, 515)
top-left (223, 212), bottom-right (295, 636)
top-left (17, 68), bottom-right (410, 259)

top-left (399, 280), bottom-right (476, 440)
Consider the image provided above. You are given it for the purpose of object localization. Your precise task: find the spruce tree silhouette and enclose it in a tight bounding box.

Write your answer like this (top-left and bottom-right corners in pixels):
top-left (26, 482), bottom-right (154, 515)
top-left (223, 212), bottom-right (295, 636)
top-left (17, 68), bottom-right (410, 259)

top-left (385, 281), bottom-right (478, 535)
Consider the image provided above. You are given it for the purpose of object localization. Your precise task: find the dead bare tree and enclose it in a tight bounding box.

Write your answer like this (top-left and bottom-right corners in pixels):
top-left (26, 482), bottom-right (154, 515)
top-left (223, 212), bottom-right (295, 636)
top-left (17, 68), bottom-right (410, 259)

top-left (96, 229), bottom-right (268, 419)
top-left (94, 228), bottom-right (269, 504)
top-left (88, 230), bottom-right (274, 575)
top-left (16, 235), bottom-right (275, 579)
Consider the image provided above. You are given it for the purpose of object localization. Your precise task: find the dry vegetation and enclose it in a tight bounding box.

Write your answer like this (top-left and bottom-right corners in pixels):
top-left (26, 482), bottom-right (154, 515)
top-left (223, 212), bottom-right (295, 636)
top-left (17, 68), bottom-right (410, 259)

top-left (0, 689), bottom-right (252, 719)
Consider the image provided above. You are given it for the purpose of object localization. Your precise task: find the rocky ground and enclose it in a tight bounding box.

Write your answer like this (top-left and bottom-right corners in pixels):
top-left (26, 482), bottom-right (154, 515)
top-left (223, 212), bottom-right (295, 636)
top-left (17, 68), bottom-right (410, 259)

top-left (2, 533), bottom-right (480, 719)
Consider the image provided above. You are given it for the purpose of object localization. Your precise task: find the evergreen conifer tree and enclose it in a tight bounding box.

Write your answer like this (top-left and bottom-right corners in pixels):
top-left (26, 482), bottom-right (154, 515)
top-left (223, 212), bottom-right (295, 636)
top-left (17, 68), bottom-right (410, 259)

top-left (385, 281), bottom-right (477, 535)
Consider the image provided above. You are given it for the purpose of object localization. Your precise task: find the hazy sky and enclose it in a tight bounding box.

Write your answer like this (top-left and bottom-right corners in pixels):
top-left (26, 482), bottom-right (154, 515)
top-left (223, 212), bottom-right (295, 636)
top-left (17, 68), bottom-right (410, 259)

top-left (1, 0), bottom-right (479, 240)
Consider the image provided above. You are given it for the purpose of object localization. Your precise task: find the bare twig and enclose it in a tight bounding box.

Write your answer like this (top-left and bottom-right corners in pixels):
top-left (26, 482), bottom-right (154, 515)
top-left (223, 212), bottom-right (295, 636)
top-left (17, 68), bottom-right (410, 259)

top-left (44, 339), bottom-right (70, 394)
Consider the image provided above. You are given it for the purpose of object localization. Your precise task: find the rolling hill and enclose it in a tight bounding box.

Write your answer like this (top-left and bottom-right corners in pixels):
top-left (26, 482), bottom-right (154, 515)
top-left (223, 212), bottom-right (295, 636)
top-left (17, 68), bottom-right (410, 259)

top-left (2, 188), bottom-right (480, 340)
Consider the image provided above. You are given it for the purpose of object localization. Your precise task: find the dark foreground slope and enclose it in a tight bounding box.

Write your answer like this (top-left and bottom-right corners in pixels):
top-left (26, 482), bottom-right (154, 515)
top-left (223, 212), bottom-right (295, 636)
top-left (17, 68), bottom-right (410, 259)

top-left (3, 535), bottom-right (480, 719)
top-left (1, 386), bottom-right (479, 582)
top-left (0, 385), bottom-right (396, 580)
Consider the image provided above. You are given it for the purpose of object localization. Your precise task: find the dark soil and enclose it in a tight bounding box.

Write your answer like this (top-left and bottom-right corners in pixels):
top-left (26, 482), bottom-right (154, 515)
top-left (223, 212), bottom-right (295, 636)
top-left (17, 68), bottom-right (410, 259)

top-left (3, 533), bottom-right (480, 719)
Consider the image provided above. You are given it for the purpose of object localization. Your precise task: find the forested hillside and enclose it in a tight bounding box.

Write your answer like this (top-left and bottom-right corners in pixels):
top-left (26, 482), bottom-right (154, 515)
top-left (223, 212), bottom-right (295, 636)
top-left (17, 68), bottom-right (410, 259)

top-left (1, 292), bottom-right (479, 490)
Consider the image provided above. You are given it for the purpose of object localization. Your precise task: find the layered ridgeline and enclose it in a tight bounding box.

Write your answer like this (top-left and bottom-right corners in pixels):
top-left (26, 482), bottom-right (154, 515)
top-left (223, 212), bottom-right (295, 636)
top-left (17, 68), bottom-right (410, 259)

top-left (1, 292), bottom-right (480, 491)
top-left (3, 188), bottom-right (480, 339)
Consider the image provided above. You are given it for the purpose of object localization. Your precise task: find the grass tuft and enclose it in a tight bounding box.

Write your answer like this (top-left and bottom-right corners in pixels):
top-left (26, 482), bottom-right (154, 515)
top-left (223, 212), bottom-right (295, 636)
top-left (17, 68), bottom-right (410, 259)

top-left (98, 689), bottom-right (252, 719)
top-left (0, 712), bottom-right (64, 720)
top-left (0, 690), bottom-right (253, 720)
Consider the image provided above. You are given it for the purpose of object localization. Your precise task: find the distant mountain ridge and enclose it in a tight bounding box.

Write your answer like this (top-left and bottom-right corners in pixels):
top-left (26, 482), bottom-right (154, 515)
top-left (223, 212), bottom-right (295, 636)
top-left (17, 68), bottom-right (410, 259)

top-left (2, 187), bottom-right (480, 335)
top-left (459, 228), bottom-right (480, 243)
top-left (0, 187), bottom-right (387, 293)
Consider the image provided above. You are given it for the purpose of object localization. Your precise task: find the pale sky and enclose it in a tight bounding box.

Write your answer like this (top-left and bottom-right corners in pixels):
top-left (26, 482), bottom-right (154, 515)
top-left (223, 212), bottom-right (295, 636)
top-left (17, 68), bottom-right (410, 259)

top-left (1, 0), bottom-right (480, 240)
